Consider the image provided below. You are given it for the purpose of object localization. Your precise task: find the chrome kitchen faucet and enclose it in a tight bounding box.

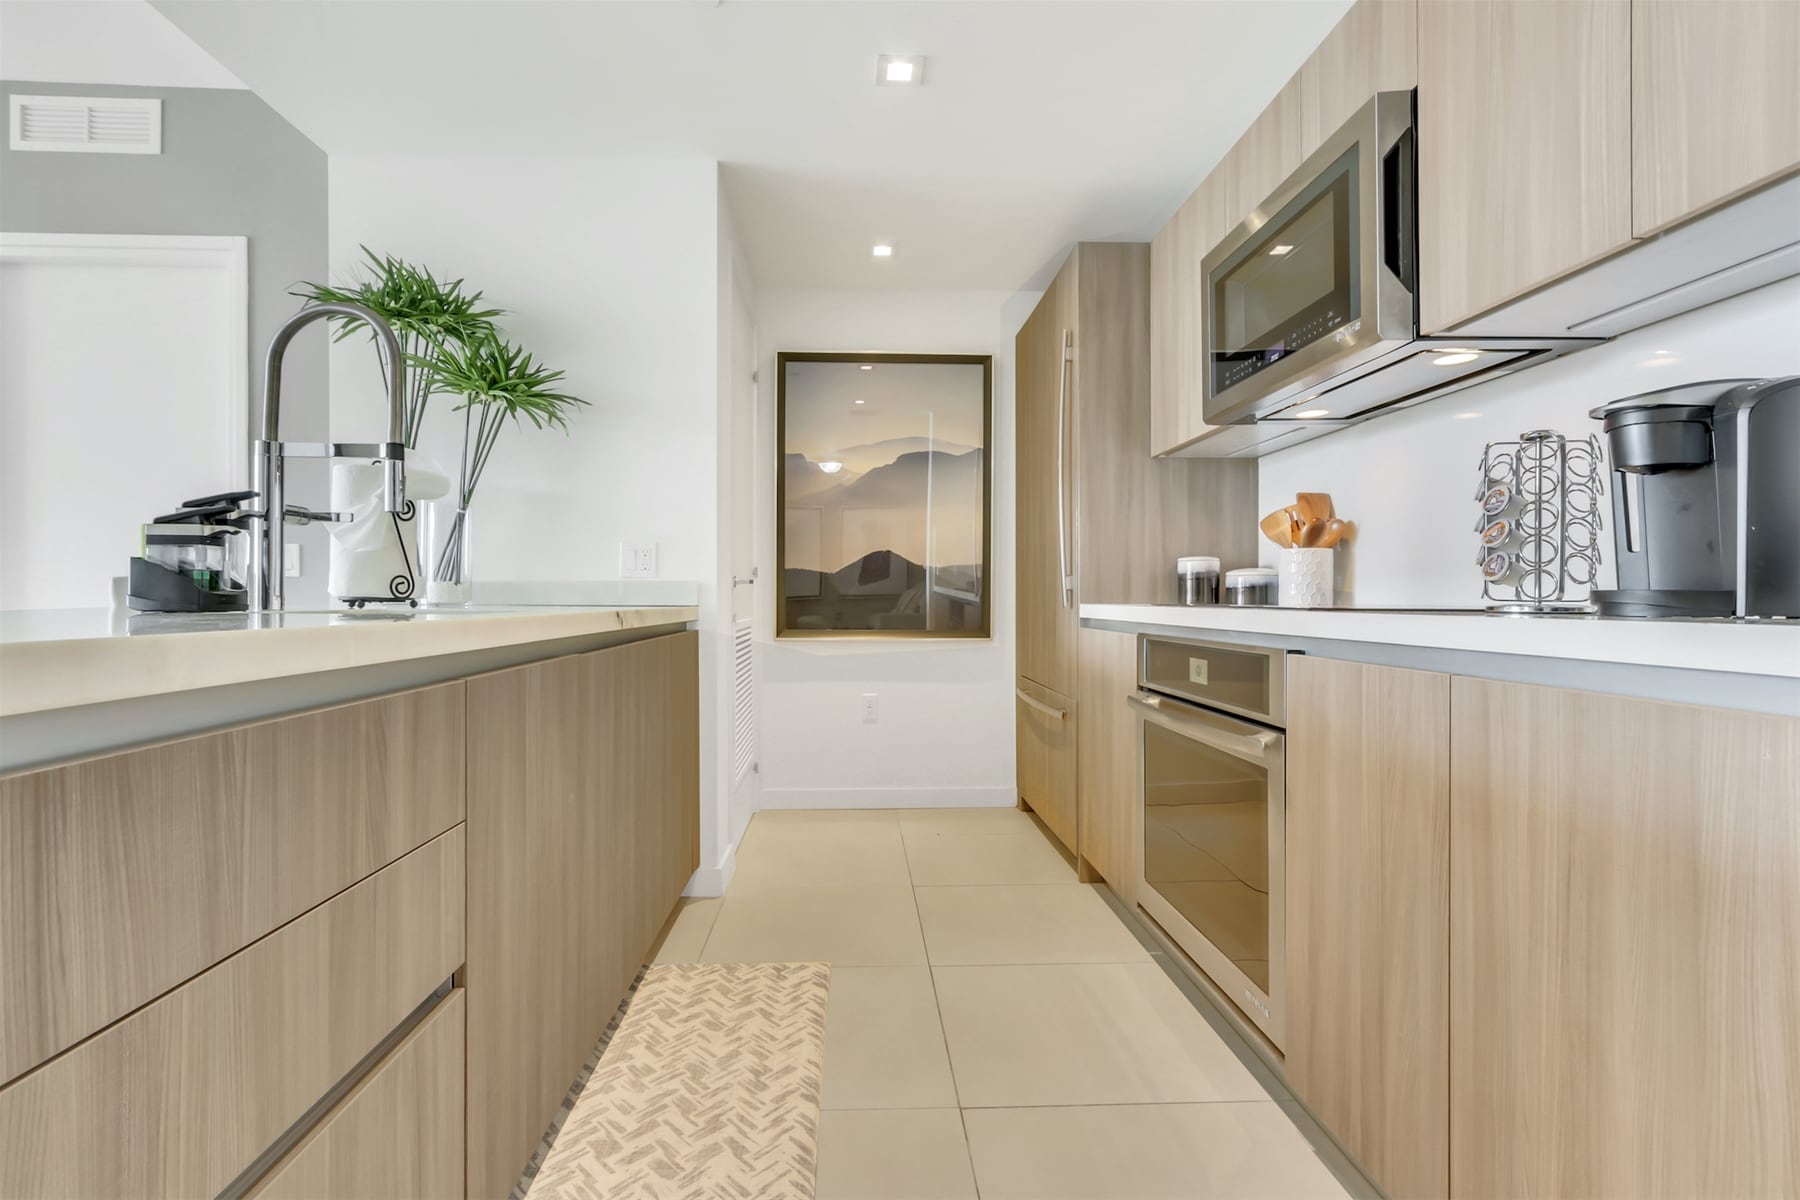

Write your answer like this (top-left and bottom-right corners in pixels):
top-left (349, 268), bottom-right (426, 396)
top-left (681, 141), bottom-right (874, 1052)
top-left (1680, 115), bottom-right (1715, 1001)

top-left (246, 302), bottom-right (408, 612)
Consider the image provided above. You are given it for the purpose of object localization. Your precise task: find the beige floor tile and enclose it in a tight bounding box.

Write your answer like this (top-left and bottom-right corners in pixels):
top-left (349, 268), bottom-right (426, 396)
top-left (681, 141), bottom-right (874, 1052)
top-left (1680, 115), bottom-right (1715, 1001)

top-left (821, 966), bottom-right (958, 1110)
top-left (914, 884), bottom-right (1152, 965)
top-left (933, 962), bottom-right (1267, 1106)
top-left (815, 1109), bottom-right (979, 1200)
top-left (896, 806), bottom-right (1036, 834)
top-left (963, 1103), bottom-right (1349, 1199)
top-left (649, 896), bottom-right (722, 964)
top-left (732, 818), bottom-right (912, 890)
top-left (902, 826), bottom-right (1076, 886)
top-left (700, 885), bottom-right (926, 966)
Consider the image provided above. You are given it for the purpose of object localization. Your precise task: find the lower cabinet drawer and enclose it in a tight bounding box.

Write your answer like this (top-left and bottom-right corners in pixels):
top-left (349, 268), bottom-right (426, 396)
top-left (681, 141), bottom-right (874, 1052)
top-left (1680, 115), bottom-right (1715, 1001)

top-left (0, 825), bottom-right (465, 1200)
top-left (247, 990), bottom-right (466, 1200)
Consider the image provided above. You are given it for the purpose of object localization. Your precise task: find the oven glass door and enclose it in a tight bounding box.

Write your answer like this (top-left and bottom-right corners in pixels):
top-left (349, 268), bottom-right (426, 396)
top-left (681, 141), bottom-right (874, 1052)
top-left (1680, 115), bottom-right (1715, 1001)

top-left (1135, 691), bottom-right (1284, 1043)
top-left (1208, 145), bottom-right (1360, 401)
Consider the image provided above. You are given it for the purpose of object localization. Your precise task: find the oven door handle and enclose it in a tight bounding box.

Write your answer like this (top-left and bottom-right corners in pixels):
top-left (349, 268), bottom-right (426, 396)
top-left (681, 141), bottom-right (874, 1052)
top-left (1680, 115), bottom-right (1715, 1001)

top-left (1128, 692), bottom-right (1279, 764)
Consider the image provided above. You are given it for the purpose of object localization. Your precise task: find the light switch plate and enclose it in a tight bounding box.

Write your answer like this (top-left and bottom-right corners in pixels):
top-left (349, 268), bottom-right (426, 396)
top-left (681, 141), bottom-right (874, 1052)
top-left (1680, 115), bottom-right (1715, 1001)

top-left (861, 693), bottom-right (879, 724)
top-left (283, 544), bottom-right (302, 577)
top-left (620, 542), bottom-right (658, 578)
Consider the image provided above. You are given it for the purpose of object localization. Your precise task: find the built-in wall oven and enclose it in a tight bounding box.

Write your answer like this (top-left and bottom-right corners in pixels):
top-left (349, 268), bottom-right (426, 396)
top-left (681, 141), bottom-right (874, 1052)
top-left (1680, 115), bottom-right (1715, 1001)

top-left (1132, 636), bottom-right (1287, 1048)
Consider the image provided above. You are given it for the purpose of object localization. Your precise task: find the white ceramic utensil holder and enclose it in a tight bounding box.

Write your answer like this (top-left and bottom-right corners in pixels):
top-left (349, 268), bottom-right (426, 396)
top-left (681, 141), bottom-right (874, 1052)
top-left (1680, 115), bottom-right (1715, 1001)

top-left (1278, 547), bottom-right (1334, 608)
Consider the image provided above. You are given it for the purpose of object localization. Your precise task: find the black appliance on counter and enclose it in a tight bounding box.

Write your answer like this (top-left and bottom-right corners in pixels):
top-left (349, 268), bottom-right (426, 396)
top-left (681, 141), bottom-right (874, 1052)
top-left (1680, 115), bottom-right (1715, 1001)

top-left (128, 491), bottom-right (254, 613)
top-left (1588, 376), bottom-right (1799, 619)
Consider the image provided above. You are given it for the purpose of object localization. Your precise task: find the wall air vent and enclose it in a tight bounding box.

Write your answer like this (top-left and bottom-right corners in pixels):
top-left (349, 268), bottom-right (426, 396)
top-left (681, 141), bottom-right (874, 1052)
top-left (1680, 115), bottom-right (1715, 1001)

top-left (9, 94), bottom-right (162, 154)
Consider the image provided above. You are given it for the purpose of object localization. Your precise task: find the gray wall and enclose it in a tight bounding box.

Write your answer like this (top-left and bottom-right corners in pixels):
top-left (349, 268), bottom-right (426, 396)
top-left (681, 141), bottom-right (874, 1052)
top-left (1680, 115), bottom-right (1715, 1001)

top-left (1, 80), bottom-right (332, 603)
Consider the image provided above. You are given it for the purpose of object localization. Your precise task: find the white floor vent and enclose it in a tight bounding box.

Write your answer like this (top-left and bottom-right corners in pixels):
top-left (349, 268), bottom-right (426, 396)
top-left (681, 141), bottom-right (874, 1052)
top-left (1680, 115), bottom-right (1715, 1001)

top-left (731, 618), bottom-right (756, 783)
top-left (9, 95), bottom-right (162, 154)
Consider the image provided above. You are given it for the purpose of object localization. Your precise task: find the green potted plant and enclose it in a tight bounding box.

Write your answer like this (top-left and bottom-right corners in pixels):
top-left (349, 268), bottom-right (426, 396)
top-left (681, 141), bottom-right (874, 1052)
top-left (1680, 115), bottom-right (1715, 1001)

top-left (418, 333), bottom-right (587, 604)
top-left (293, 247), bottom-right (502, 447)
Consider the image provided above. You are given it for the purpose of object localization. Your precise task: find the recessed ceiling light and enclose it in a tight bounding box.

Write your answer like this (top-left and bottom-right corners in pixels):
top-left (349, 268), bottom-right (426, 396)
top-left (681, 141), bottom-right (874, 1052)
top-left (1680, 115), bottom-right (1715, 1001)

top-left (1452, 412), bottom-right (1483, 420)
top-left (1433, 350), bottom-right (1480, 366)
top-left (819, 460), bottom-right (844, 474)
top-left (1295, 408), bottom-right (1331, 419)
top-left (854, 398), bottom-right (867, 405)
top-left (876, 55), bottom-right (925, 85)
top-left (1268, 244), bottom-right (1295, 257)
top-left (859, 364), bottom-right (874, 371)
top-left (872, 244), bottom-right (893, 258)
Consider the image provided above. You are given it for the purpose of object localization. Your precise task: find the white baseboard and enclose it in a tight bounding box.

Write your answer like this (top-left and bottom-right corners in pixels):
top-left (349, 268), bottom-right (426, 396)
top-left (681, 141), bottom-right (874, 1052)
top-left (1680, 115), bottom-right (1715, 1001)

top-left (758, 785), bottom-right (1016, 811)
top-left (683, 843), bottom-right (736, 898)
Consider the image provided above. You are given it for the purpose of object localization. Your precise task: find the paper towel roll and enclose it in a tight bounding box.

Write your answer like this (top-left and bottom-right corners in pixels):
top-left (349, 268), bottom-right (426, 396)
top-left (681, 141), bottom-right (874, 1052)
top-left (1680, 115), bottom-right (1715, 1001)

top-left (326, 459), bottom-right (449, 605)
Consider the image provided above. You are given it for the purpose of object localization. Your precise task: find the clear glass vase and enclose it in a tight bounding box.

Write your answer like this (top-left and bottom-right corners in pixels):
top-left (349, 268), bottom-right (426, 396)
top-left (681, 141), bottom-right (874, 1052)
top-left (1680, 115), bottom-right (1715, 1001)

top-left (423, 501), bottom-right (474, 607)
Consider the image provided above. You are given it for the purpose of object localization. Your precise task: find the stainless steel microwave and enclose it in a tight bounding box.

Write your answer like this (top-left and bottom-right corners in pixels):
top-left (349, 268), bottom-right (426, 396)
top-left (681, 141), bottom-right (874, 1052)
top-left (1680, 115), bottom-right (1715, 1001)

top-left (1200, 91), bottom-right (1593, 429)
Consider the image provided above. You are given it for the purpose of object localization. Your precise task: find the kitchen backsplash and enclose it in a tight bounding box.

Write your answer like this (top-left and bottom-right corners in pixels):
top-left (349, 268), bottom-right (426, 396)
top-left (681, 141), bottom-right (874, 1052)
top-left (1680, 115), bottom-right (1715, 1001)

top-left (1256, 276), bottom-right (1800, 608)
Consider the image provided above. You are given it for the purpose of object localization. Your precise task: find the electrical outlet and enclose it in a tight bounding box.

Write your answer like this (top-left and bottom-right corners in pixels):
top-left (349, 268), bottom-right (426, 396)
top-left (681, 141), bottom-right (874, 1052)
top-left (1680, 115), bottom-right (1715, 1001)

top-left (861, 693), bottom-right (879, 724)
top-left (620, 542), bottom-right (658, 578)
top-left (283, 544), bottom-right (302, 578)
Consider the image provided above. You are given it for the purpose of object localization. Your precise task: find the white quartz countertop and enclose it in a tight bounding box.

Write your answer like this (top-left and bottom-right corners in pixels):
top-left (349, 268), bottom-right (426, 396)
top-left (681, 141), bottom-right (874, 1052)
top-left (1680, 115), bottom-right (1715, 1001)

top-left (1080, 604), bottom-right (1800, 681)
top-left (0, 605), bottom-right (698, 717)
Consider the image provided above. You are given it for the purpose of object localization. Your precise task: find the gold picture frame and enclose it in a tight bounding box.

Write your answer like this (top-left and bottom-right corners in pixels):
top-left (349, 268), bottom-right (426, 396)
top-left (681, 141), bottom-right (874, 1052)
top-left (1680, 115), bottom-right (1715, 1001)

top-left (775, 352), bottom-right (993, 639)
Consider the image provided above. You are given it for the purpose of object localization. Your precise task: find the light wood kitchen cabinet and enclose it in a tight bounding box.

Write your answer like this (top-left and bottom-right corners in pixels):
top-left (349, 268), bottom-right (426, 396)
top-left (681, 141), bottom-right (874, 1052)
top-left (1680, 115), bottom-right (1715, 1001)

top-left (1017, 243), bottom-right (1256, 860)
top-left (465, 631), bottom-right (700, 1200)
top-left (248, 990), bottom-right (466, 1200)
top-left (1016, 255), bottom-right (1079, 697)
top-left (1285, 656), bottom-right (1449, 1200)
top-left (1418, 0), bottom-right (1633, 331)
top-left (1631, 0), bottom-right (1800, 236)
top-left (1075, 627), bottom-right (1139, 904)
top-left (0, 679), bottom-right (466, 1086)
top-left (1450, 679), bottom-right (1800, 1199)
top-left (1149, 162), bottom-right (1237, 456)
top-left (0, 826), bottom-right (465, 1200)
top-left (1016, 676), bottom-right (1077, 855)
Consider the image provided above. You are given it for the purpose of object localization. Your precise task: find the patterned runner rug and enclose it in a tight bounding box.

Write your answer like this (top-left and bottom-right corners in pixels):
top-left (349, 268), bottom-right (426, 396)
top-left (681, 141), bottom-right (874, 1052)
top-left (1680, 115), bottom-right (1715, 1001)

top-left (530, 962), bottom-right (831, 1200)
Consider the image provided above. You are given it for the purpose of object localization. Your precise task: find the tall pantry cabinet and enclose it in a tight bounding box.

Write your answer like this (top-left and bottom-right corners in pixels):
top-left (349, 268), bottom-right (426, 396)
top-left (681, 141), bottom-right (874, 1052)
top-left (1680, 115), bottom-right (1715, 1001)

top-left (1014, 243), bottom-right (1256, 864)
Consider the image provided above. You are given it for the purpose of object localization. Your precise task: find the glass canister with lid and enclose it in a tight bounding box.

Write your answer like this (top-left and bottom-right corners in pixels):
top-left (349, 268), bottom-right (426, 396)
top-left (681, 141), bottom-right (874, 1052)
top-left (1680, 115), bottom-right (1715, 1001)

top-left (1176, 556), bottom-right (1221, 605)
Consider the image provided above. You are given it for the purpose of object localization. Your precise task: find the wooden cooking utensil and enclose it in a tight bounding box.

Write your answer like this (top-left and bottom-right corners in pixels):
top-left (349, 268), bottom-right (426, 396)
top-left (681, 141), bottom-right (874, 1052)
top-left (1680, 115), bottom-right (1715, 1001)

top-left (1299, 518), bottom-right (1327, 547)
top-left (1317, 518), bottom-right (1350, 548)
top-left (1296, 492), bottom-right (1334, 525)
top-left (1286, 507), bottom-right (1304, 546)
top-left (1260, 509), bottom-right (1295, 548)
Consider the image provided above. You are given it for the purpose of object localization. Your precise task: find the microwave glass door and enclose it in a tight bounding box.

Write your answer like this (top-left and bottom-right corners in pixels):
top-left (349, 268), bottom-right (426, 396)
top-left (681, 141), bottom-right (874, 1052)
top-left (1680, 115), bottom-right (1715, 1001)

top-left (1142, 719), bottom-right (1272, 992)
top-left (1209, 145), bottom-right (1361, 399)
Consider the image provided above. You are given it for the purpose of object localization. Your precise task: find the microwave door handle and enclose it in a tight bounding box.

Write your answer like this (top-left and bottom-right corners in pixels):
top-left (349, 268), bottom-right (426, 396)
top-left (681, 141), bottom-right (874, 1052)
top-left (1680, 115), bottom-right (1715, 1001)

top-left (1128, 693), bottom-right (1279, 765)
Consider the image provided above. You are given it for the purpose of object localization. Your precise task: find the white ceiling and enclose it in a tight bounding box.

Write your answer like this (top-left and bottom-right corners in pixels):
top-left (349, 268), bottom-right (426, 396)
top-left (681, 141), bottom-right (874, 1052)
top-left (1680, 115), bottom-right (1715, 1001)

top-left (149, 0), bottom-right (1349, 292)
top-left (0, 0), bottom-right (245, 90)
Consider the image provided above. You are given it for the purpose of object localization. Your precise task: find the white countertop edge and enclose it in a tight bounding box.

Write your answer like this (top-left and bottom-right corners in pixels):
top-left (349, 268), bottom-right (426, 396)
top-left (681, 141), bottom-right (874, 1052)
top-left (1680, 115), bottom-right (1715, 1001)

top-left (1079, 604), bottom-right (1800, 681)
top-left (0, 606), bottom-right (699, 717)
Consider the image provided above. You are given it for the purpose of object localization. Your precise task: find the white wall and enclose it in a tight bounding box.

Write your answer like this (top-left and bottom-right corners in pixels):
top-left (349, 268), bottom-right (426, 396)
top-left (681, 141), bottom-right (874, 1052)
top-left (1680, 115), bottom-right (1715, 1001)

top-left (753, 287), bottom-right (1041, 809)
top-left (1256, 277), bottom-right (1800, 607)
top-left (328, 155), bottom-right (739, 891)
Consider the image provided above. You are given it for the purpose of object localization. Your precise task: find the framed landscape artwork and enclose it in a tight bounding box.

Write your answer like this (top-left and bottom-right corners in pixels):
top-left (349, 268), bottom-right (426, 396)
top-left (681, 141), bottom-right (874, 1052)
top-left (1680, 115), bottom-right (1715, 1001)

top-left (776, 352), bottom-right (992, 637)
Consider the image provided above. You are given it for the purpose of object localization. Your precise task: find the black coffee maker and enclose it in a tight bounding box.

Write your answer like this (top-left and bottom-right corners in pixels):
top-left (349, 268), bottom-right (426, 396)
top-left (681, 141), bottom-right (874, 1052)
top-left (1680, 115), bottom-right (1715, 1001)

top-left (1588, 376), bottom-right (1799, 619)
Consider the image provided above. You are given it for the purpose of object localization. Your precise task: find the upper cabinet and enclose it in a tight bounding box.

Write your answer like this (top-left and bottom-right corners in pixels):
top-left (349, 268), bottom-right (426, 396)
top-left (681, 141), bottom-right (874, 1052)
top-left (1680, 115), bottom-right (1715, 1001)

top-left (1417, 0), bottom-right (1633, 332)
top-left (1632, 0), bottom-right (1800, 237)
top-left (1149, 163), bottom-right (1234, 455)
top-left (1148, 0), bottom-right (1415, 456)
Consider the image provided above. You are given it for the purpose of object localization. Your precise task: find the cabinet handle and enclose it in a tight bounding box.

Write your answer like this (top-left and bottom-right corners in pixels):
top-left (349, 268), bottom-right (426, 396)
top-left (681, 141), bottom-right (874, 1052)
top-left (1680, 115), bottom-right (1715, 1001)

top-left (1016, 687), bottom-right (1068, 720)
top-left (1056, 329), bottom-right (1074, 609)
